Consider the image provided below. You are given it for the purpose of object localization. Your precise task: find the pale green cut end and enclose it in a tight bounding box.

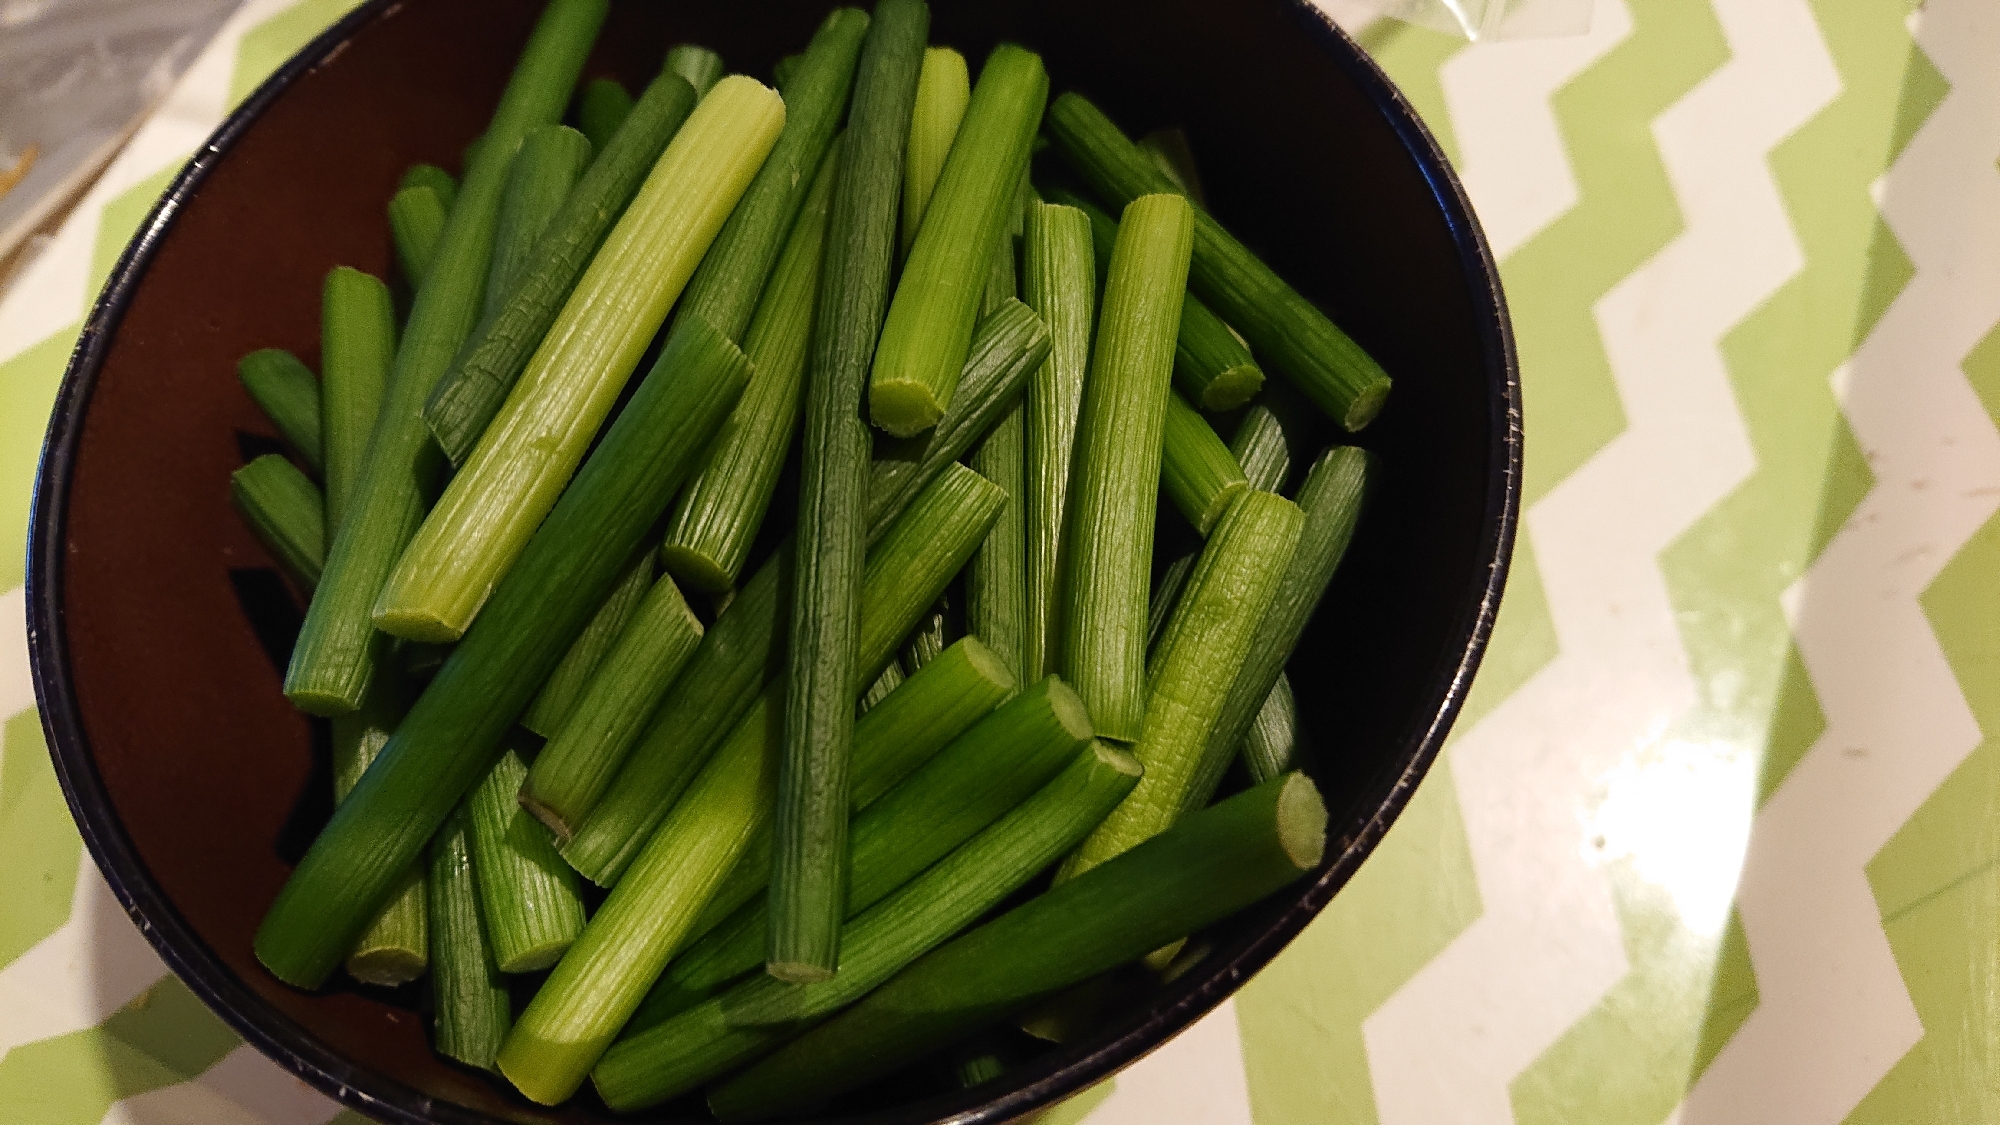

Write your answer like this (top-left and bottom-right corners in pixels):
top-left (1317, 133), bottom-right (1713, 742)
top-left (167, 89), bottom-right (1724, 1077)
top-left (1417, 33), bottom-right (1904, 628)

top-left (283, 684), bottom-right (359, 719)
top-left (346, 946), bottom-right (426, 987)
top-left (1199, 363), bottom-right (1265, 412)
top-left (498, 1024), bottom-right (613, 1106)
top-left (1045, 677), bottom-right (1096, 742)
top-left (660, 542), bottom-right (736, 595)
top-left (1093, 740), bottom-right (1144, 777)
top-left (954, 633), bottom-right (1016, 692)
top-left (1276, 771), bottom-right (1329, 869)
top-left (371, 603), bottom-right (471, 644)
top-left (766, 960), bottom-right (838, 985)
top-left (1343, 375), bottom-right (1393, 432)
top-left (496, 938), bottom-right (572, 975)
top-left (1196, 480), bottom-right (1248, 537)
top-left (869, 379), bottom-right (946, 438)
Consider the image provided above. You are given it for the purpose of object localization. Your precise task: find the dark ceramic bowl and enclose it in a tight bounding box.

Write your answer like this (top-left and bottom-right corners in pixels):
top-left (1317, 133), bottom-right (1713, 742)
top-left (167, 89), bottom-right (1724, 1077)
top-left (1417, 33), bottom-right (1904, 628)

top-left (26, 0), bottom-right (1518, 1122)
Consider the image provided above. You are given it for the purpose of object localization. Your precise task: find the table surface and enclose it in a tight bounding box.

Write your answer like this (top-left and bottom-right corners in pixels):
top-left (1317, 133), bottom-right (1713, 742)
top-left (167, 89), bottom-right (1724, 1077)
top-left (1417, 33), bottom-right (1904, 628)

top-left (4, 0), bottom-right (1996, 1121)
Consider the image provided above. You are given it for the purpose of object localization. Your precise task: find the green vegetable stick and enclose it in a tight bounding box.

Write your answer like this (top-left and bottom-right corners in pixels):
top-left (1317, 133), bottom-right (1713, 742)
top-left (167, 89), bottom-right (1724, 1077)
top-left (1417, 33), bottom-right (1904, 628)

top-left (1242, 671), bottom-right (1304, 783)
top-left (422, 72), bottom-right (697, 466)
top-left (665, 44), bottom-right (725, 99)
top-left (1020, 202), bottom-right (1095, 683)
top-left (662, 135), bottom-right (841, 593)
top-left (900, 46), bottom-right (969, 259)
top-left (770, 52), bottom-right (803, 92)
top-left (521, 571), bottom-right (706, 839)
top-left (468, 739), bottom-right (587, 972)
top-left (254, 315), bottom-right (749, 990)
top-left (1061, 489), bottom-right (1302, 880)
top-left (495, 462), bottom-right (1001, 1104)
top-left (1045, 94), bottom-right (1390, 428)
top-left (330, 676), bottom-right (427, 985)
top-left (706, 771), bottom-right (1325, 1121)
top-left (1146, 552), bottom-right (1195, 652)
top-left (900, 598), bottom-right (950, 673)
top-left (428, 805), bottom-right (511, 1070)
top-left (1137, 127), bottom-right (1206, 206)
top-left (857, 659), bottom-right (904, 715)
top-left (1231, 401), bottom-right (1294, 493)
top-left (967, 230), bottom-right (1028, 680)
top-left (576, 78), bottom-right (632, 153)
top-left (519, 550), bottom-right (653, 738)
top-left (388, 183), bottom-right (449, 288)
top-left (376, 78), bottom-right (784, 643)
top-left (1063, 193), bottom-right (1194, 742)
top-left (319, 268), bottom-right (394, 532)
top-left (485, 124), bottom-right (593, 322)
top-left (589, 741), bottom-right (1141, 1111)
top-left (1160, 389), bottom-right (1247, 535)
top-left (284, 0), bottom-right (608, 716)
top-left (776, 0), bottom-right (929, 984)
top-left (868, 44), bottom-right (1047, 437)
top-left (399, 163), bottom-right (458, 212)
top-left (237, 348), bottom-right (322, 473)
top-left (230, 455), bottom-right (324, 590)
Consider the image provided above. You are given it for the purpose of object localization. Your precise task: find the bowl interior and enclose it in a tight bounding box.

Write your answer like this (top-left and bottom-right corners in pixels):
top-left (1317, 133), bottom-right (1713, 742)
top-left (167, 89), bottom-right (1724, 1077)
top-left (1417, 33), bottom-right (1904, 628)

top-left (31, 0), bottom-right (1515, 1122)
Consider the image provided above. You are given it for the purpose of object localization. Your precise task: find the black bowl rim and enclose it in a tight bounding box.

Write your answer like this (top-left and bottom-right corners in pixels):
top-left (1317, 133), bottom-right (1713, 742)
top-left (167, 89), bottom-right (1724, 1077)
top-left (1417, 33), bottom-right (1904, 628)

top-left (23, 2), bottom-right (1521, 1122)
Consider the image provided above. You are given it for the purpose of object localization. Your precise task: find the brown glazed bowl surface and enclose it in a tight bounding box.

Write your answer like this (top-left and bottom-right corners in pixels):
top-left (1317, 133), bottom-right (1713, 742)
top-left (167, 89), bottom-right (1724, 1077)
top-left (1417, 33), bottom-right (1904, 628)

top-left (26, 1), bottom-right (1520, 1122)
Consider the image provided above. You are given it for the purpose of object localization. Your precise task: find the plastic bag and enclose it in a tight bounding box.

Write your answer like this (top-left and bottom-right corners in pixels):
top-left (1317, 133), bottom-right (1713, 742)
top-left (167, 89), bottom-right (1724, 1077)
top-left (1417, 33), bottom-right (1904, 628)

top-left (1317, 0), bottom-right (1592, 41)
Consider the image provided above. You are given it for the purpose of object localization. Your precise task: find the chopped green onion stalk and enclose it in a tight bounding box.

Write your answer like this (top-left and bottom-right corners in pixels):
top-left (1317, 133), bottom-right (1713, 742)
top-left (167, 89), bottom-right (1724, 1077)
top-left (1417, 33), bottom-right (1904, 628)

top-left (868, 44), bottom-right (1047, 437)
top-left (1062, 193), bottom-right (1194, 742)
top-left (1020, 202), bottom-right (1095, 683)
top-left (967, 227), bottom-right (1028, 680)
top-left (468, 739), bottom-right (587, 972)
top-left (399, 163), bottom-right (458, 212)
top-left (428, 806), bottom-right (511, 1071)
top-left (900, 598), bottom-right (950, 673)
top-left (770, 53), bottom-right (802, 92)
top-left (319, 268), bottom-right (394, 532)
top-left (1160, 390), bottom-right (1247, 535)
top-left (857, 659), bottom-right (904, 715)
top-left (283, 0), bottom-right (608, 716)
top-left (1230, 401), bottom-right (1293, 493)
top-left (576, 78), bottom-right (633, 153)
top-left (237, 348), bottom-right (322, 473)
top-left (422, 72), bottom-right (697, 466)
top-left (388, 184), bottom-right (449, 288)
top-left (485, 123), bottom-right (594, 322)
top-left (331, 676), bottom-right (427, 986)
top-left (1061, 489), bottom-right (1302, 880)
top-left (777, 0), bottom-right (929, 983)
top-left (376, 78), bottom-right (785, 643)
top-left (1242, 671), bottom-right (1304, 783)
top-left (591, 740), bottom-right (1140, 1111)
top-left (254, 314), bottom-right (749, 989)
top-left (519, 550), bottom-right (653, 738)
top-left (1146, 552), bottom-right (1195, 652)
top-left (1138, 127), bottom-right (1206, 206)
top-left (900, 46), bottom-right (969, 259)
top-left (521, 571), bottom-right (705, 839)
top-left (708, 771), bottom-right (1325, 1120)
top-left (1045, 94), bottom-right (1391, 429)
top-left (230, 455), bottom-right (324, 590)
top-left (665, 43), bottom-right (725, 99)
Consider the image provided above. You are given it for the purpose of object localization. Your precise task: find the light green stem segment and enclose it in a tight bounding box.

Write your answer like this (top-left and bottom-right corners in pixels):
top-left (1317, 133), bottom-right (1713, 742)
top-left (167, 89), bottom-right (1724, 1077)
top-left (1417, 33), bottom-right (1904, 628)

top-left (521, 571), bottom-right (705, 839)
top-left (1242, 671), bottom-right (1304, 783)
top-left (1160, 389), bottom-right (1247, 535)
top-left (1021, 202), bottom-right (1095, 684)
top-left (422, 72), bottom-right (697, 467)
top-left (900, 46), bottom-right (969, 258)
top-left (1147, 552), bottom-right (1195, 653)
top-left (236, 349), bottom-right (321, 473)
top-left (869, 44), bottom-right (1048, 437)
top-left (1045, 93), bottom-right (1391, 429)
top-left (777, 0), bottom-right (930, 986)
top-left (496, 463), bottom-right (1000, 1105)
top-left (1231, 400), bottom-right (1295, 493)
top-left (665, 44), bottom-right (725, 99)
top-left (229, 455), bottom-right (324, 590)
top-left (591, 740), bottom-right (1141, 1112)
top-left (375, 78), bottom-right (785, 643)
top-left (1061, 489), bottom-right (1302, 881)
top-left (319, 267), bottom-right (394, 532)
top-left (428, 806), bottom-right (511, 1071)
top-left (706, 771), bottom-right (1326, 1121)
top-left (486, 123), bottom-right (594, 322)
top-left (577, 78), bottom-right (632, 153)
top-left (282, 0), bottom-right (608, 716)
top-left (519, 550), bottom-right (653, 738)
top-left (331, 676), bottom-right (427, 986)
top-left (1062, 193), bottom-right (1195, 742)
top-left (634, 673), bottom-right (1086, 1026)
top-left (399, 163), bottom-right (458, 212)
top-left (662, 135), bottom-right (841, 593)
top-left (388, 184), bottom-right (449, 288)
top-left (469, 740), bottom-right (586, 972)
top-left (1201, 445), bottom-right (1368, 801)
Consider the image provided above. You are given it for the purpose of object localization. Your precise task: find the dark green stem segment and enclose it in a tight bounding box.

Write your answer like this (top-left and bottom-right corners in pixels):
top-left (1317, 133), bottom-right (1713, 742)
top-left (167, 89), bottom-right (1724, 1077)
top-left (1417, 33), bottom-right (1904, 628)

top-left (591, 740), bottom-right (1141, 1111)
top-left (422, 71), bottom-right (697, 468)
top-left (967, 230), bottom-right (1028, 680)
top-left (330, 676), bottom-right (427, 986)
top-left (1138, 127), bottom-right (1206, 206)
top-left (399, 163), bottom-right (458, 212)
top-left (1062, 489), bottom-right (1302, 880)
top-left (254, 314), bottom-right (749, 990)
top-left (230, 455), bottom-right (324, 590)
top-left (1145, 552), bottom-right (1194, 654)
top-left (868, 44), bottom-right (1047, 437)
top-left (520, 550), bottom-right (653, 738)
top-left (577, 78), bottom-right (633, 153)
top-left (706, 771), bottom-right (1327, 1121)
top-left (521, 570), bottom-right (705, 839)
top-left (389, 184), bottom-right (449, 288)
top-left (319, 267), bottom-right (395, 532)
top-left (1242, 671), bottom-right (1304, 783)
top-left (428, 806), bottom-right (511, 1071)
top-left (771, 53), bottom-right (803, 92)
top-left (1160, 390), bottom-right (1247, 535)
top-left (1020, 202), bottom-right (1094, 684)
top-left (468, 739), bottom-right (587, 972)
top-left (900, 599), bottom-right (950, 673)
top-left (1045, 93), bottom-right (1391, 429)
top-left (776, 0), bottom-right (929, 983)
top-left (237, 349), bottom-right (322, 473)
top-left (486, 124), bottom-right (594, 322)
top-left (663, 134), bottom-right (842, 593)
top-left (283, 0), bottom-right (608, 716)
top-left (857, 659), bottom-right (904, 715)
top-left (665, 44), bottom-right (725, 99)
top-left (1062, 193), bottom-right (1194, 742)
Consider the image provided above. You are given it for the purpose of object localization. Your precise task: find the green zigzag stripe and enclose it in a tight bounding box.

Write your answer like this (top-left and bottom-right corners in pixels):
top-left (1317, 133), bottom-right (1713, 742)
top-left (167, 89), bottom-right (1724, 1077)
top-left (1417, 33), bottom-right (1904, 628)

top-left (1512, 6), bottom-right (1951, 1123)
top-left (0, 974), bottom-right (240, 1124)
top-left (0, 712), bottom-right (82, 971)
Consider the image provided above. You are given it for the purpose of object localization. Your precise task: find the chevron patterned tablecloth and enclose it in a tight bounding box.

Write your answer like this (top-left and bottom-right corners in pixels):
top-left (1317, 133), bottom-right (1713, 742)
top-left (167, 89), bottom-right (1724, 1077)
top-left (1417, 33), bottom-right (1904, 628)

top-left (3, 0), bottom-right (1995, 1121)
